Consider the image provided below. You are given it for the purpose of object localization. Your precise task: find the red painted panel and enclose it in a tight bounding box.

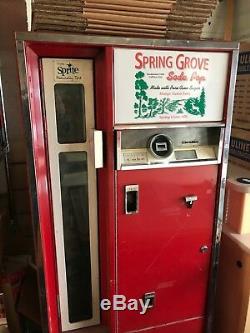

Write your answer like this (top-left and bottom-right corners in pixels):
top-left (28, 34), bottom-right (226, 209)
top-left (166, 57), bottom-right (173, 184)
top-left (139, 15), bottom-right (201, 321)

top-left (131, 317), bottom-right (204, 333)
top-left (26, 41), bottom-right (101, 58)
top-left (116, 165), bottom-right (218, 333)
top-left (24, 42), bottom-right (113, 333)
top-left (25, 45), bottom-right (60, 333)
top-left (95, 47), bottom-right (116, 332)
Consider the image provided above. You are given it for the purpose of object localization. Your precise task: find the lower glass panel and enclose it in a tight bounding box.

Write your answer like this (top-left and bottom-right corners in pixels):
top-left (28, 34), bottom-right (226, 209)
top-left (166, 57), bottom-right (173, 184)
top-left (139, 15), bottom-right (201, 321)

top-left (59, 152), bottom-right (92, 323)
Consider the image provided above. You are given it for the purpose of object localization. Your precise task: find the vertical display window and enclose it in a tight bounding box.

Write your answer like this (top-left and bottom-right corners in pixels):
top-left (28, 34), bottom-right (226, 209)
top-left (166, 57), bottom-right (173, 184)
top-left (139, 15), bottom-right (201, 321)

top-left (59, 151), bottom-right (92, 322)
top-left (54, 84), bottom-right (86, 144)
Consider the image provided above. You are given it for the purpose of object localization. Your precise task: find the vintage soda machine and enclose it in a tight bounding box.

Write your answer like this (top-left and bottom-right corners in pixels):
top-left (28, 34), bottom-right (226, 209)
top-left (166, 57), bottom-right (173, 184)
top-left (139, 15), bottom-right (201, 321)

top-left (16, 33), bottom-right (238, 333)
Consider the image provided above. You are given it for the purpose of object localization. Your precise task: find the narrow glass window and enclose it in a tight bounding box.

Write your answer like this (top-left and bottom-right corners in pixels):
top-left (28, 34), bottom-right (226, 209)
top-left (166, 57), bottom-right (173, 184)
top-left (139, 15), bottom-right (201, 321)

top-left (54, 84), bottom-right (86, 143)
top-left (59, 152), bottom-right (92, 322)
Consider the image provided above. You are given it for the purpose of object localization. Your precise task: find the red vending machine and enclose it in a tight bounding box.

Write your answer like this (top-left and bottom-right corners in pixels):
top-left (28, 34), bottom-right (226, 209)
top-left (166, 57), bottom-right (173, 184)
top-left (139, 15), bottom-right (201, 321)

top-left (16, 34), bottom-right (238, 333)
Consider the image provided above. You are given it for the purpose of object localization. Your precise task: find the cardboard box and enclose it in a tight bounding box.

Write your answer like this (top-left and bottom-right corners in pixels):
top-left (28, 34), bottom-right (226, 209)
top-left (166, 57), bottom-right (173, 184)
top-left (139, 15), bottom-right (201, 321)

top-left (215, 225), bottom-right (250, 333)
top-left (233, 43), bottom-right (250, 131)
top-left (230, 127), bottom-right (250, 171)
top-left (225, 178), bottom-right (250, 234)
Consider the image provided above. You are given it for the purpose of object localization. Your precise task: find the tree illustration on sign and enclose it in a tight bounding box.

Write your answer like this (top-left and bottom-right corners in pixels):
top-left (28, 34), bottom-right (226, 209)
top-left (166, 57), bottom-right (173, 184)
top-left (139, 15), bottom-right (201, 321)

top-left (133, 72), bottom-right (206, 119)
top-left (148, 98), bottom-right (159, 117)
top-left (167, 100), bottom-right (181, 113)
top-left (134, 71), bottom-right (149, 118)
top-left (198, 87), bottom-right (206, 116)
top-left (184, 87), bottom-right (206, 116)
top-left (158, 98), bottom-right (170, 114)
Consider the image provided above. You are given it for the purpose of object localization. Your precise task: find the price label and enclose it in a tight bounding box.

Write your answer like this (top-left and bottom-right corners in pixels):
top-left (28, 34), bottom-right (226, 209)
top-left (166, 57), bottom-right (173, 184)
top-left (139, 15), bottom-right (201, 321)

top-left (122, 150), bottom-right (148, 165)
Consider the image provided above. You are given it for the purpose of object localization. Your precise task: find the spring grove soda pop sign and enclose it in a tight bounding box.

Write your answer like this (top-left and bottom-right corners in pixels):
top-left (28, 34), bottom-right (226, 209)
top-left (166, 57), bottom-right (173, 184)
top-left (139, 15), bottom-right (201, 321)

top-left (114, 48), bottom-right (229, 124)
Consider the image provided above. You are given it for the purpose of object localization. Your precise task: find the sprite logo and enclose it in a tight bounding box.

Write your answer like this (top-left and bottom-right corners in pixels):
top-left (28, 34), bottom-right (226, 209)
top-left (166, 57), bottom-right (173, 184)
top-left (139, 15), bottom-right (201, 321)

top-left (57, 63), bottom-right (79, 77)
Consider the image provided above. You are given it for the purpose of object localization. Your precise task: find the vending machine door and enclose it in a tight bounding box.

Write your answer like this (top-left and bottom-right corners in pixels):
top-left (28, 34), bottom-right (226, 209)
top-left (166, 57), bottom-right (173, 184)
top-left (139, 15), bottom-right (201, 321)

top-left (41, 58), bottom-right (100, 331)
top-left (116, 165), bottom-right (218, 333)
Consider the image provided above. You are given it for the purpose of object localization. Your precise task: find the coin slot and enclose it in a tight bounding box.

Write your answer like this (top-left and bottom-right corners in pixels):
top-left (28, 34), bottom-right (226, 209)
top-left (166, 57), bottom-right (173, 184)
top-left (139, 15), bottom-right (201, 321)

top-left (125, 185), bottom-right (139, 214)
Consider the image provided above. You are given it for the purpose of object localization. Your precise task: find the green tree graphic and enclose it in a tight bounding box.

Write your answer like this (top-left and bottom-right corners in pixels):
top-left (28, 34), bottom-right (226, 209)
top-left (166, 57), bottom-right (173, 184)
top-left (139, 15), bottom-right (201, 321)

top-left (184, 97), bottom-right (200, 115)
top-left (134, 71), bottom-right (149, 118)
top-left (158, 98), bottom-right (170, 114)
top-left (133, 72), bottom-right (206, 119)
top-left (167, 100), bottom-right (180, 113)
top-left (148, 98), bottom-right (159, 117)
top-left (198, 87), bottom-right (206, 116)
top-left (184, 88), bottom-right (206, 117)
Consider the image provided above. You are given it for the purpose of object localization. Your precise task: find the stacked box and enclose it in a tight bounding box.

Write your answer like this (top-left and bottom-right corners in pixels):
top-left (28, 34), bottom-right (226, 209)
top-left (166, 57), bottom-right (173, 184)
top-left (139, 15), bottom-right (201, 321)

top-left (215, 226), bottom-right (250, 333)
top-left (230, 127), bottom-right (250, 171)
top-left (31, 0), bottom-right (218, 39)
top-left (225, 178), bottom-right (250, 234)
top-left (230, 44), bottom-right (250, 173)
top-left (233, 44), bottom-right (250, 131)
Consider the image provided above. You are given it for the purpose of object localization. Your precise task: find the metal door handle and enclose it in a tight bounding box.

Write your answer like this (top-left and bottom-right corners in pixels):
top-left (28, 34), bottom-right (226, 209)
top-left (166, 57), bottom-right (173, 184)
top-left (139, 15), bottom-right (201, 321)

top-left (200, 245), bottom-right (209, 253)
top-left (143, 292), bottom-right (155, 309)
top-left (184, 195), bottom-right (198, 208)
top-left (91, 130), bottom-right (103, 168)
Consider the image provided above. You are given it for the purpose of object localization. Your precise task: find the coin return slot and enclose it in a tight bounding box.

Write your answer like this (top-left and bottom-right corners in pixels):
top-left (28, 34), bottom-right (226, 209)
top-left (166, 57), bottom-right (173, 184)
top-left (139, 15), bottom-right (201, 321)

top-left (125, 185), bottom-right (139, 214)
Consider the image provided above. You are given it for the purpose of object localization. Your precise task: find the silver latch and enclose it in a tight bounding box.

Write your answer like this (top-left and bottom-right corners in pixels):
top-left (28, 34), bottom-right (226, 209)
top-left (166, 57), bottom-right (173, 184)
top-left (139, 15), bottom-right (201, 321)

top-left (184, 195), bottom-right (198, 208)
top-left (91, 130), bottom-right (103, 168)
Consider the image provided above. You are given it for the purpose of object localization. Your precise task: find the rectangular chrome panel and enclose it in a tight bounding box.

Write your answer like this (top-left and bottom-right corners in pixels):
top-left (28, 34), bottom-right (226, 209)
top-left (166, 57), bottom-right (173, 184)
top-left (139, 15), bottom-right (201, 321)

top-left (121, 127), bottom-right (221, 149)
top-left (116, 126), bottom-right (223, 170)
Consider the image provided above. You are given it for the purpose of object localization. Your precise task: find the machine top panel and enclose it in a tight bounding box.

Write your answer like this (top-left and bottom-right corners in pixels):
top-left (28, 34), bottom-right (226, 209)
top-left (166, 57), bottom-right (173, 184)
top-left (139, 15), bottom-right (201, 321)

top-left (114, 48), bottom-right (229, 125)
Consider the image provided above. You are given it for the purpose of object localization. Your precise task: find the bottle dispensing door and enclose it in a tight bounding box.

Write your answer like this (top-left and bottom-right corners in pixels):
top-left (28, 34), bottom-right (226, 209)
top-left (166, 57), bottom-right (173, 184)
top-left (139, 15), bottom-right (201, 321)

top-left (115, 126), bottom-right (224, 333)
top-left (41, 58), bottom-right (101, 331)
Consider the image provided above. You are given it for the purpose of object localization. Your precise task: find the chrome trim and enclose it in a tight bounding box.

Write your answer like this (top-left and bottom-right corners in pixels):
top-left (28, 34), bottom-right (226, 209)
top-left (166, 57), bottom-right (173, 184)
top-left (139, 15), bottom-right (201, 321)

top-left (114, 122), bottom-right (225, 130)
top-left (0, 73), bottom-right (9, 155)
top-left (205, 49), bottom-right (239, 333)
top-left (217, 127), bottom-right (225, 165)
top-left (15, 32), bottom-right (239, 51)
top-left (120, 160), bottom-right (220, 171)
top-left (116, 130), bottom-right (122, 171)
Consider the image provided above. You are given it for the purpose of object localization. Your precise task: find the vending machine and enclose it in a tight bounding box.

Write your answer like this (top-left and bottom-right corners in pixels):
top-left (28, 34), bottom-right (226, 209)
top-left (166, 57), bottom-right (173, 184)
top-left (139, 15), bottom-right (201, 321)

top-left (16, 33), bottom-right (238, 333)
